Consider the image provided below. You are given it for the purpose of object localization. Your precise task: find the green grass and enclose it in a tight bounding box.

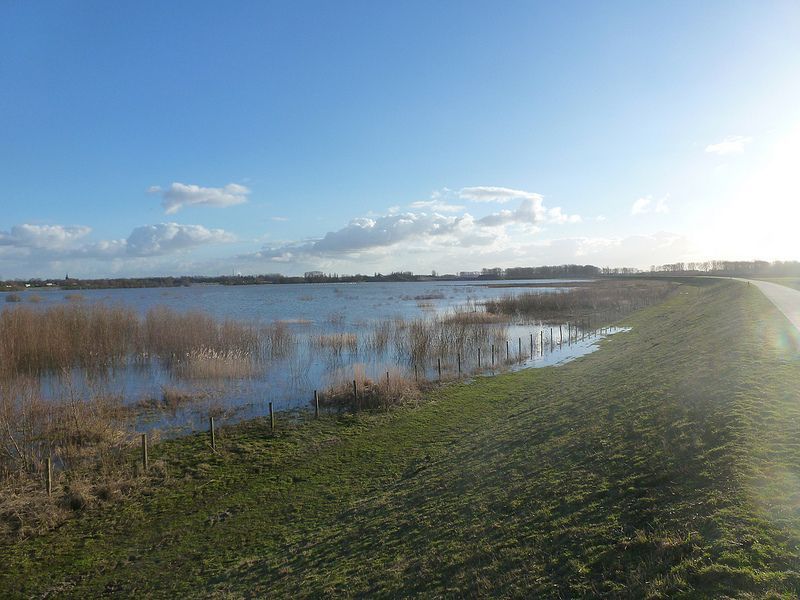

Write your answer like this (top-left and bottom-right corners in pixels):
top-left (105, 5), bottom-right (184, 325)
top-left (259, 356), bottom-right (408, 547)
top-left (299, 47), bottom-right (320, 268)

top-left (2, 279), bottom-right (800, 597)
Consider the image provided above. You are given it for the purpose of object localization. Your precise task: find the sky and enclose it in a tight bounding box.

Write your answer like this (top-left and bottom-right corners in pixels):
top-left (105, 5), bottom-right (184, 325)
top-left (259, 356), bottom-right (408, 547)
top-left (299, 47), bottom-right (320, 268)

top-left (1, 0), bottom-right (799, 278)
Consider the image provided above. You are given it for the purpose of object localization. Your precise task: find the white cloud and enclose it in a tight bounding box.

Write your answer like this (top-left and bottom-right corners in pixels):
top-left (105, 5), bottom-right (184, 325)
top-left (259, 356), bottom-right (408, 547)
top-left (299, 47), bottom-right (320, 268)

top-left (458, 186), bottom-right (541, 203)
top-left (631, 195), bottom-right (669, 216)
top-left (547, 206), bottom-right (582, 224)
top-left (409, 199), bottom-right (465, 213)
top-left (705, 135), bottom-right (753, 155)
top-left (0, 224), bottom-right (91, 249)
top-left (125, 223), bottom-right (235, 256)
top-left (0, 222), bottom-right (235, 277)
top-left (271, 216), bottom-right (289, 222)
top-left (149, 182), bottom-right (250, 214)
top-left (250, 188), bottom-right (580, 264)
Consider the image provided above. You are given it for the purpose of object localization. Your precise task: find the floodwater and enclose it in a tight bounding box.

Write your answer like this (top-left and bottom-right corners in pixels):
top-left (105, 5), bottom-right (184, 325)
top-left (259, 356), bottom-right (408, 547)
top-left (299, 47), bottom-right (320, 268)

top-left (4, 280), bottom-right (628, 435)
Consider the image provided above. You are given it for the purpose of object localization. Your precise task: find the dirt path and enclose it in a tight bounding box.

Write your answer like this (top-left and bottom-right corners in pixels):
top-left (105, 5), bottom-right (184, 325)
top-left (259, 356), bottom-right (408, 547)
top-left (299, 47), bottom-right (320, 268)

top-left (740, 278), bottom-right (800, 333)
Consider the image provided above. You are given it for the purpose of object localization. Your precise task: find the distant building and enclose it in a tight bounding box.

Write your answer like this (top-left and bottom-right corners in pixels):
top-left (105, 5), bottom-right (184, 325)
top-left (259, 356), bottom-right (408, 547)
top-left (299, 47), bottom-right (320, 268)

top-left (458, 271), bottom-right (481, 278)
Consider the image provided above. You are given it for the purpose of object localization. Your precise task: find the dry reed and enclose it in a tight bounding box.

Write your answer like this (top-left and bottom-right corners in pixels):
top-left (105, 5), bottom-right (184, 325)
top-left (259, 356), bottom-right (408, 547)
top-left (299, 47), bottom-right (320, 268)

top-left (484, 280), bottom-right (677, 322)
top-left (322, 364), bottom-right (421, 410)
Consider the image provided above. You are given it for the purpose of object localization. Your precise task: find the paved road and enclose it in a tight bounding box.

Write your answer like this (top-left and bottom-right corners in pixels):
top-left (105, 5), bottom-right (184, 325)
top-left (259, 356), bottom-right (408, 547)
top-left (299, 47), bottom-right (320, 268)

top-left (740, 279), bottom-right (800, 334)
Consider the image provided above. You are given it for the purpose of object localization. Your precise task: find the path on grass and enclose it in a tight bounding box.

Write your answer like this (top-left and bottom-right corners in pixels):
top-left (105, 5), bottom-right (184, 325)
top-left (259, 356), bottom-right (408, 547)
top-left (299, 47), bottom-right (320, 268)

top-left (739, 278), bottom-right (800, 334)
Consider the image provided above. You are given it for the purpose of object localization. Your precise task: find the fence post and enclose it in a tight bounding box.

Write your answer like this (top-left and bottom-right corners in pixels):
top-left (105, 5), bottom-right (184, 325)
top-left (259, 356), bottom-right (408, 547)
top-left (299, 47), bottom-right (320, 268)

top-left (478, 347), bottom-right (481, 368)
top-left (540, 330), bottom-right (543, 355)
top-left (387, 371), bottom-right (390, 388)
top-left (491, 344), bottom-right (495, 366)
top-left (518, 337), bottom-right (522, 360)
top-left (457, 352), bottom-right (461, 374)
top-left (269, 401), bottom-right (275, 432)
top-left (414, 364), bottom-right (418, 381)
top-left (559, 324), bottom-right (563, 345)
top-left (506, 340), bottom-right (509, 360)
top-left (530, 333), bottom-right (533, 356)
top-left (209, 416), bottom-right (216, 450)
top-left (550, 328), bottom-right (554, 352)
top-left (314, 390), bottom-right (319, 418)
top-left (353, 380), bottom-right (358, 405)
top-left (141, 433), bottom-right (148, 472)
top-left (437, 358), bottom-right (442, 380)
top-left (46, 455), bottom-right (52, 497)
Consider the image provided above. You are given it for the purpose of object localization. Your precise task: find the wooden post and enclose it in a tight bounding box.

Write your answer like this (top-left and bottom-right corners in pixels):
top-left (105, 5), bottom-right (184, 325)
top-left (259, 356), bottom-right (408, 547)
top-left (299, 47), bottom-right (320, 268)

top-left (518, 337), bottom-right (522, 360)
top-left (353, 380), bottom-right (358, 405)
top-left (540, 330), bottom-right (543, 355)
top-left (491, 344), bottom-right (495, 366)
top-left (437, 357), bottom-right (442, 380)
top-left (141, 433), bottom-right (148, 472)
top-left (506, 340), bottom-right (509, 360)
top-left (559, 324), bottom-right (563, 345)
top-left (530, 333), bottom-right (533, 356)
top-left (457, 352), bottom-right (461, 374)
top-left (46, 455), bottom-right (52, 497)
top-left (550, 328), bottom-right (554, 352)
top-left (209, 415), bottom-right (216, 450)
top-left (478, 347), bottom-right (481, 368)
top-left (414, 364), bottom-right (418, 381)
top-left (269, 401), bottom-right (275, 432)
top-left (314, 390), bottom-right (320, 418)
top-left (386, 371), bottom-right (390, 388)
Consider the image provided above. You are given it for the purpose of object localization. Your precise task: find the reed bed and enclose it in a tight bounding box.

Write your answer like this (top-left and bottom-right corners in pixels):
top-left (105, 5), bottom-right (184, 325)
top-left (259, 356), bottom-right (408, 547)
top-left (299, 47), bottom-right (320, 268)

top-left (142, 307), bottom-right (261, 361)
top-left (485, 280), bottom-right (677, 322)
top-left (171, 349), bottom-right (259, 380)
top-left (392, 313), bottom-right (509, 365)
top-left (314, 332), bottom-right (358, 355)
top-left (0, 374), bottom-right (148, 538)
top-left (0, 303), bottom-right (263, 379)
top-left (264, 321), bottom-right (295, 358)
top-left (321, 364), bottom-right (421, 410)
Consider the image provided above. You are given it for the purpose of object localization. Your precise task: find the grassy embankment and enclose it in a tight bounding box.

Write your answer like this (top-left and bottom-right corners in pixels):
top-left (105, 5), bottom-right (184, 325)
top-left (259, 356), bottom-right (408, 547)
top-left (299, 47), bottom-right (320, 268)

top-left (2, 279), bottom-right (800, 597)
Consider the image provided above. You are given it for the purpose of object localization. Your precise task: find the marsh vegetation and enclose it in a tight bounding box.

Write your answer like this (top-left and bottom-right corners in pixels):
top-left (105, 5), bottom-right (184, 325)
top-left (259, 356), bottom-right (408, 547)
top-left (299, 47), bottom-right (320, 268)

top-left (0, 279), bottom-right (675, 539)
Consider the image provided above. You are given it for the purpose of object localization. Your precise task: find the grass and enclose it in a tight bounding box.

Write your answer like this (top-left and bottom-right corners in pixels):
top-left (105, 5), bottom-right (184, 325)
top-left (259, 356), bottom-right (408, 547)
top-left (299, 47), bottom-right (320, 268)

top-left (2, 279), bottom-right (800, 597)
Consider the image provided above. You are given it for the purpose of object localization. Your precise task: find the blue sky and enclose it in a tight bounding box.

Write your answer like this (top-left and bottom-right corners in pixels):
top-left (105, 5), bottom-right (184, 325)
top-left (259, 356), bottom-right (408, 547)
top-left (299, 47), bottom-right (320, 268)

top-left (1, 0), bottom-right (799, 277)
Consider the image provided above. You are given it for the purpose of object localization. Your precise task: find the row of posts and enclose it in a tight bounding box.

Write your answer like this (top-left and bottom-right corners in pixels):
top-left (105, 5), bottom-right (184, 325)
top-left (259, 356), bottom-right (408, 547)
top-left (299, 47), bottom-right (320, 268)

top-left (43, 317), bottom-right (611, 494)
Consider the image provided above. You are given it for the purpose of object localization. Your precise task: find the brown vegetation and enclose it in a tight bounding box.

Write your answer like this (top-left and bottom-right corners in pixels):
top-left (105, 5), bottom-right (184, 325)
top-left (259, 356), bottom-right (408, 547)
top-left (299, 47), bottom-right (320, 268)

top-left (485, 280), bottom-right (677, 322)
top-left (321, 364), bottom-right (422, 410)
top-left (0, 303), bottom-right (263, 379)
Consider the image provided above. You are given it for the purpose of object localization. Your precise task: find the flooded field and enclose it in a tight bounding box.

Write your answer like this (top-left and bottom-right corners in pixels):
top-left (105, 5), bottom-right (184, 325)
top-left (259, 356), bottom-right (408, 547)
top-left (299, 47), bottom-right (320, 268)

top-left (0, 279), bottom-right (662, 442)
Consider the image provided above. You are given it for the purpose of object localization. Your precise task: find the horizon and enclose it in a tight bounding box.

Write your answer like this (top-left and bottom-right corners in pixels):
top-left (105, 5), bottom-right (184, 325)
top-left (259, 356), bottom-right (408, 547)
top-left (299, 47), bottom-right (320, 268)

top-left (2, 1), bottom-right (799, 278)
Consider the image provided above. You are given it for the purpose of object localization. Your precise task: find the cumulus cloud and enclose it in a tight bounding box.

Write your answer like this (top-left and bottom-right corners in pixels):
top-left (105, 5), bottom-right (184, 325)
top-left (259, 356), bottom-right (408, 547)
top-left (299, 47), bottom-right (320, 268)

top-left (255, 212), bottom-right (486, 261)
top-left (251, 188), bottom-right (580, 264)
top-left (125, 223), bottom-right (235, 256)
top-left (705, 135), bottom-right (752, 155)
top-left (458, 186), bottom-right (541, 203)
top-left (149, 182), bottom-right (250, 214)
top-left (0, 222), bottom-right (234, 267)
top-left (0, 224), bottom-right (91, 249)
top-left (631, 195), bottom-right (669, 216)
